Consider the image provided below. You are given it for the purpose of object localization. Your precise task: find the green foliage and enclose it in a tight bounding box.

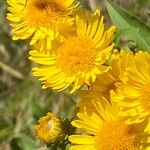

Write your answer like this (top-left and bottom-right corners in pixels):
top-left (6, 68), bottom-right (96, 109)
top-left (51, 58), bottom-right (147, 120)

top-left (107, 1), bottom-right (150, 50)
top-left (10, 135), bottom-right (36, 150)
top-left (137, 0), bottom-right (150, 7)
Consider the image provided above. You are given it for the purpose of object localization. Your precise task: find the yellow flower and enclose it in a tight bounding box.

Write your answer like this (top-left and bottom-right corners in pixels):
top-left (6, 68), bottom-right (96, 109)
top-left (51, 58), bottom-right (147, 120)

top-left (29, 10), bottom-right (116, 93)
top-left (7, 0), bottom-right (78, 49)
top-left (77, 49), bottom-right (134, 103)
top-left (69, 98), bottom-right (150, 150)
top-left (112, 51), bottom-right (150, 124)
top-left (35, 112), bottom-right (62, 144)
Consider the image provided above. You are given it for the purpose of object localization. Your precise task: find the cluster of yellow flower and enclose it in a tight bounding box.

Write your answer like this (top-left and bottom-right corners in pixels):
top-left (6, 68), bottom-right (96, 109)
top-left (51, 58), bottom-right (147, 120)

top-left (69, 50), bottom-right (150, 150)
top-left (7, 0), bottom-right (150, 149)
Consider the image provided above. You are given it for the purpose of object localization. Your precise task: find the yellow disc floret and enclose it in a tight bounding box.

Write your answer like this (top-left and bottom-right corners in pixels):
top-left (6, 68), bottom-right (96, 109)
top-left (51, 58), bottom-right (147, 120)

top-left (57, 37), bottom-right (97, 74)
top-left (96, 119), bottom-right (140, 150)
top-left (26, 0), bottom-right (71, 28)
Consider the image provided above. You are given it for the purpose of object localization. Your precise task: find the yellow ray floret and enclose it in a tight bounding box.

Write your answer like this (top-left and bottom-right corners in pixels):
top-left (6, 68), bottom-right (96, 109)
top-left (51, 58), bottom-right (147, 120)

top-left (7, 0), bottom-right (78, 49)
top-left (29, 10), bottom-right (116, 93)
top-left (112, 51), bottom-right (150, 124)
top-left (69, 97), bottom-right (150, 150)
top-left (35, 112), bottom-right (62, 144)
top-left (77, 49), bottom-right (134, 101)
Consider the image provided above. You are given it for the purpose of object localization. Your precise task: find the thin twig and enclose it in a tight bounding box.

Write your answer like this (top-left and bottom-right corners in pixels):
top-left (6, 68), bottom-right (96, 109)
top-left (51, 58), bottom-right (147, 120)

top-left (0, 61), bottom-right (24, 80)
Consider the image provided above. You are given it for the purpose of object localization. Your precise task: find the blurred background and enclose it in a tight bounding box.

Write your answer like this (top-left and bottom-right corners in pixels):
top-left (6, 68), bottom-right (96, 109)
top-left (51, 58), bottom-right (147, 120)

top-left (0, 0), bottom-right (150, 149)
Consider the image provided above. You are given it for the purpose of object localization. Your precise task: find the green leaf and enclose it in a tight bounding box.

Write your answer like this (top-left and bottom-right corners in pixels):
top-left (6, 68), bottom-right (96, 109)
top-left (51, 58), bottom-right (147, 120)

top-left (107, 1), bottom-right (150, 50)
top-left (10, 135), bottom-right (36, 150)
top-left (115, 28), bottom-right (149, 50)
top-left (0, 127), bottom-right (12, 140)
top-left (30, 99), bottom-right (46, 119)
top-left (137, 0), bottom-right (150, 6)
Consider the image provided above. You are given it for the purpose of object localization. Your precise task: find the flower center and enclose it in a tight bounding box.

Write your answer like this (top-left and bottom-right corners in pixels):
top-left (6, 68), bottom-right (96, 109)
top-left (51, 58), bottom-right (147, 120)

top-left (26, 0), bottom-right (66, 27)
top-left (96, 119), bottom-right (140, 150)
top-left (56, 37), bottom-right (97, 74)
top-left (140, 83), bottom-right (150, 112)
top-left (34, 1), bottom-right (48, 10)
top-left (40, 116), bottom-right (53, 134)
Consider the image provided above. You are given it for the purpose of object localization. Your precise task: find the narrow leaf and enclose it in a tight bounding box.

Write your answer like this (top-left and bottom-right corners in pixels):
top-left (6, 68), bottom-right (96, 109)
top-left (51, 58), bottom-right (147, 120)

top-left (107, 1), bottom-right (150, 50)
